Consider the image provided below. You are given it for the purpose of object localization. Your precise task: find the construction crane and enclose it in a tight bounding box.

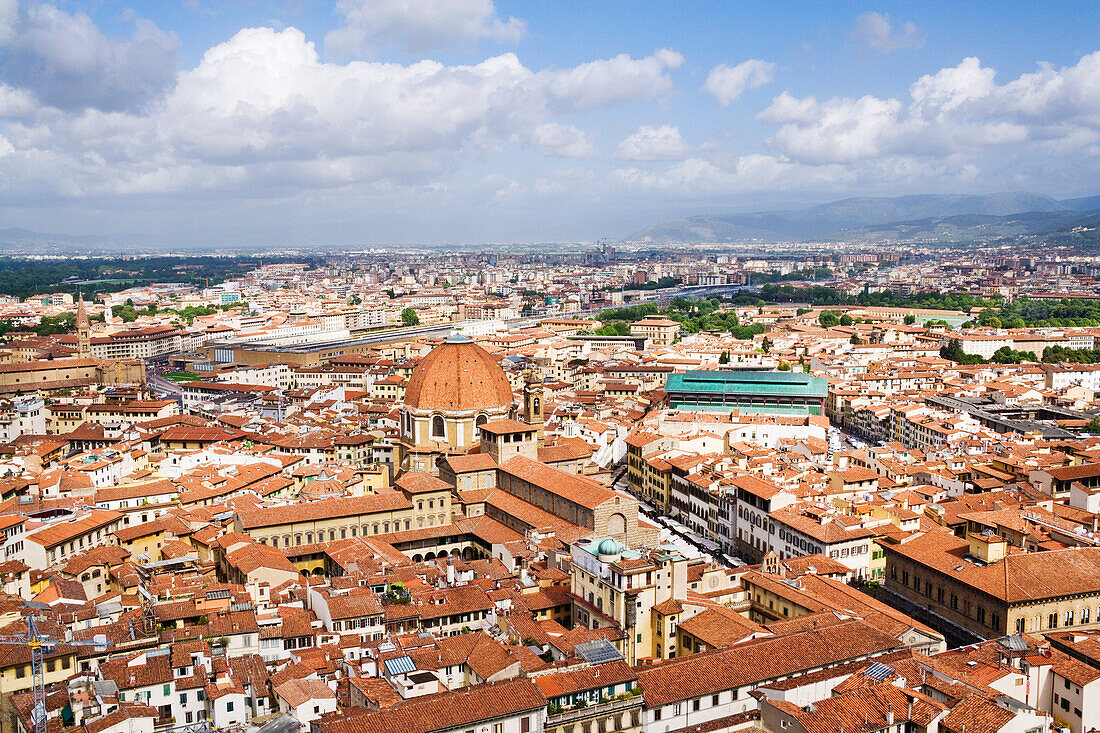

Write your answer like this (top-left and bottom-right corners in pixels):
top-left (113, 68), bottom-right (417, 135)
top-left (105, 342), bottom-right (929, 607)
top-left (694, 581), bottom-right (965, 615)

top-left (0, 613), bottom-right (109, 733)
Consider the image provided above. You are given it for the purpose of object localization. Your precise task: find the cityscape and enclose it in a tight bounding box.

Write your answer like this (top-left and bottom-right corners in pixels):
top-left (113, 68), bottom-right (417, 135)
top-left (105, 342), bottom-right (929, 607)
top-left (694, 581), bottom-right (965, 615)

top-left (2, 5), bottom-right (1100, 733)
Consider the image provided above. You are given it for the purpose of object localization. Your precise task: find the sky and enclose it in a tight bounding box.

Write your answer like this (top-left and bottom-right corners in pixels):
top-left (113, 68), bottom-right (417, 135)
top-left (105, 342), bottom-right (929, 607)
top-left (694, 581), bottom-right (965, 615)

top-left (1, 0), bottom-right (1099, 246)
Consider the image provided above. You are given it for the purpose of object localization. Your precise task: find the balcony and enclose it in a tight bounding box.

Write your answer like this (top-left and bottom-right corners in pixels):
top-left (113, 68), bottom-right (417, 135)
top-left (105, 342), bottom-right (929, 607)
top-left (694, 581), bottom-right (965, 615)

top-left (547, 694), bottom-right (643, 727)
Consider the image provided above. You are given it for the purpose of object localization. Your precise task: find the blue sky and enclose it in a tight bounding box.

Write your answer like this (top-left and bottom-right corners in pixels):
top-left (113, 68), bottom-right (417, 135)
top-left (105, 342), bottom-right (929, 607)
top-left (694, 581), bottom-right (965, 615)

top-left (1, 0), bottom-right (1099, 246)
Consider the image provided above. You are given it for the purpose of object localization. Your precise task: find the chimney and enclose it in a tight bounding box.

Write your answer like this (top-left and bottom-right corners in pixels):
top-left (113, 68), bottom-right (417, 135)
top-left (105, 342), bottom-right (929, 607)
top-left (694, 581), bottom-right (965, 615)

top-left (446, 556), bottom-right (455, 586)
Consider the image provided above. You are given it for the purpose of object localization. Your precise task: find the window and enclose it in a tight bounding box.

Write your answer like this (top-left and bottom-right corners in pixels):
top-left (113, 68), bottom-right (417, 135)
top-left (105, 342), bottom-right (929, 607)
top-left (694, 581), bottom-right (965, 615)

top-left (692, 700), bottom-right (701, 712)
top-left (522, 718), bottom-right (531, 733)
top-left (227, 702), bottom-right (234, 713)
top-left (431, 416), bottom-right (446, 439)
top-left (653, 710), bottom-right (662, 722)
top-left (493, 725), bottom-right (503, 733)
top-left (164, 684), bottom-right (171, 695)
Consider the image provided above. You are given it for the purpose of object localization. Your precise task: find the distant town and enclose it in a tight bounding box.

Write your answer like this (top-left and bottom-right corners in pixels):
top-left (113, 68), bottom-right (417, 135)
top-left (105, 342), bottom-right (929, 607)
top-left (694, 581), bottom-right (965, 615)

top-left (0, 239), bottom-right (1098, 733)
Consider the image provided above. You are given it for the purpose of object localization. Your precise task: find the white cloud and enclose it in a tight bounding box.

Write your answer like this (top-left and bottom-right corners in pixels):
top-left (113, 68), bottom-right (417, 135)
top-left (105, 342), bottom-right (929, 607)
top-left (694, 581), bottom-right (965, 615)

top-left (0, 24), bottom-right (683, 199)
top-left (531, 123), bottom-right (596, 158)
top-left (538, 48), bottom-right (683, 113)
top-left (0, 0), bottom-right (179, 112)
top-left (326, 0), bottom-right (524, 57)
top-left (703, 59), bottom-right (775, 106)
top-left (616, 124), bottom-right (687, 160)
top-left (757, 54), bottom-right (1100, 166)
top-left (850, 11), bottom-right (924, 55)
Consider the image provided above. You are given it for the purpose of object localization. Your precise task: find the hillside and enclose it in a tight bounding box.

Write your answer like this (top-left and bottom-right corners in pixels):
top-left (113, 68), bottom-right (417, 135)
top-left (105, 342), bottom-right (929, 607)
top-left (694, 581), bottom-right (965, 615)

top-left (625, 191), bottom-right (1085, 244)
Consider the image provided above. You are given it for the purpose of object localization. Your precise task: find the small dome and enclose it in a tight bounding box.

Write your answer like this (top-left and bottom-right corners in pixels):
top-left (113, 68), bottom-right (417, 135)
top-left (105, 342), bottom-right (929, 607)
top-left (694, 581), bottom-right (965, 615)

top-left (597, 538), bottom-right (623, 556)
top-left (405, 336), bottom-right (514, 412)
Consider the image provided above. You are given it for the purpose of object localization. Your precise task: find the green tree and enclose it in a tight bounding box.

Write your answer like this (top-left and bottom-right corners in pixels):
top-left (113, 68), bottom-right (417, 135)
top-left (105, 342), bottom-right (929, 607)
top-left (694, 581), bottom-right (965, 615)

top-left (818, 310), bottom-right (840, 328)
top-left (850, 334), bottom-right (861, 345)
top-left (401, 308), bottom-right (420, 326)
top-left (839, 314), bottom-right (853, 326)
top-left (1087, 415), bottom-right (1100, 433)
top-left (718, 351), bottom-right (730, 364)
top-left (777, 362), bottom-right (791, 371)
top-left (760, 336), bottom-right (773, 354)
top-left (903, 314), bottom-right (916, 325)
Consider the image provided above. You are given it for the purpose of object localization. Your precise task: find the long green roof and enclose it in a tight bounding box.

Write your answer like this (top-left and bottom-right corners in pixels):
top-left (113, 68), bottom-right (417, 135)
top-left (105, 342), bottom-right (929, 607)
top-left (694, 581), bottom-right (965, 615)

top-left (664, 370), bottom-right (828, 398)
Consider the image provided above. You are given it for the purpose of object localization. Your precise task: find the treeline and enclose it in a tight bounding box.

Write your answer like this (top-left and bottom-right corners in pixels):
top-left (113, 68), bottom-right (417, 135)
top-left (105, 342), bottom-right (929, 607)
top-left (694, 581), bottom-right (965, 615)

top-left (594, 297), bottom-right (765, 340)
top-left (940, 339), bottom-right (1100, 365)
top-left (756, 284), bottom-right (1000, 312)
top-left (0, 256), bottom-right (315, 301)
top-left (995, 297), bottom-right (1100, 328)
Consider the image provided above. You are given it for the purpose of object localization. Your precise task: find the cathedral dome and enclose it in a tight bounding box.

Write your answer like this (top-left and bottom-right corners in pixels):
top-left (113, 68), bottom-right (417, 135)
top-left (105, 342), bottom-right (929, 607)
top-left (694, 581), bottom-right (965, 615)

top-left (404, 333), bottom-right (514, 413)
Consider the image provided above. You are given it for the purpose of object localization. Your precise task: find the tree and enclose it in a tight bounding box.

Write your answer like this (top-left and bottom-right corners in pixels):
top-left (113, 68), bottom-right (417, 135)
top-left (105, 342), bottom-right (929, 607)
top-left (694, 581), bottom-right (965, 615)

top-left (850, 334), bottom-right (861, 345)
top-left (1087, 415), bottom-right (1100, 433)
top-left (116, 304), bottom-right (138, 323)
top-left (903, 314), bottom-right (916, 325)
top-left (718, 351), bottom-right (730, 364)
top-left (760, 336), bottom-right (773, 354)
top-left (818, 310), bottom-right (840, 328)
top-left (349, 295), bottom-right (362, 305)
top-left (401, 308), bottom-right (419, 326)
top-left (777, 362), bottom-right (791, 371)
top-left (839, 314), bottom-right (853, 326)
top-left (796, 307), bottom-right (811, 316)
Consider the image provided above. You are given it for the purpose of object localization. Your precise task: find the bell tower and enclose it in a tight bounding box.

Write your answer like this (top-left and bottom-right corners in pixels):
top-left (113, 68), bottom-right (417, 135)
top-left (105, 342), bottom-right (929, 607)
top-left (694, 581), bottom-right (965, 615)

top-left (522, 370), bottom-right (544, 439)
top-left (75, 294), bottom-right (91, 359)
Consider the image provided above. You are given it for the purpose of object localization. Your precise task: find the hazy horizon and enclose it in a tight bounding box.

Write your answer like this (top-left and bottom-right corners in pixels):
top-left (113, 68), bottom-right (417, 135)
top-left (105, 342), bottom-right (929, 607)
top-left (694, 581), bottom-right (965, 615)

top-left (2, 1), bottom-right (1100, 245)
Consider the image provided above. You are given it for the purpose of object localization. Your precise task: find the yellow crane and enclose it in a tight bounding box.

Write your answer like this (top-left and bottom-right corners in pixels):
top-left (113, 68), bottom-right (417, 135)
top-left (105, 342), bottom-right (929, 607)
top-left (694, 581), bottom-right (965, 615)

top-left (0, 614), bottom-right (108, 733)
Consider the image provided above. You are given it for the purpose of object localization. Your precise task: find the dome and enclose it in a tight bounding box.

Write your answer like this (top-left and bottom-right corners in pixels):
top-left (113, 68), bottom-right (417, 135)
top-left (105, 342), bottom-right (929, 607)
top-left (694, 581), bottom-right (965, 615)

top-left (404, 333), bottom-right (514, 412)
top-left (597, 538), bottom-right (623, 556)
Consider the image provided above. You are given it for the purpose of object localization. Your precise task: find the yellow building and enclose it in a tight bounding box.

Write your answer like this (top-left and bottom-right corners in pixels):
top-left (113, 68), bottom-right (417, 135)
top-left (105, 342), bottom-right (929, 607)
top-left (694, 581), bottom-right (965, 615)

top-left (629, 317), bottom-right (679, 346)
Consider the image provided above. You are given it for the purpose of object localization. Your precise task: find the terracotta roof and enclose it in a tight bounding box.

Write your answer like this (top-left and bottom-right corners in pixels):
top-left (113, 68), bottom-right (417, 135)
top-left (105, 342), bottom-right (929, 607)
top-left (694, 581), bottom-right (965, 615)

top-left (403, 337), bottom-right (514, 412)
top-left (317, 678), bottom-right (545, 733)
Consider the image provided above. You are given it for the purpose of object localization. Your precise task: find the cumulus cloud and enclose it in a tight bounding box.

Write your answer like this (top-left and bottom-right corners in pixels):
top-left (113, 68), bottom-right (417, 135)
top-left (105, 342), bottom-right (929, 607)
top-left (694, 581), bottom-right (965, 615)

top-left (757, 53), bottom-right (1100, 166)
top-left (703, 59), bottom-right (775, 106)
top-left (0, 0), bottom-right (179, 112)
top-left (850, 11), bottom-right (924, 55)
top-left (538, 48), bottom-right (682, 113)
top-left (0, 23), bottom-right (684, 199)
top-left (326, 0), bottom-right (524, 57)
top-left (616, 125), bottom-right (687, 160)
top-left (531, 123), bottom-right (597, 158)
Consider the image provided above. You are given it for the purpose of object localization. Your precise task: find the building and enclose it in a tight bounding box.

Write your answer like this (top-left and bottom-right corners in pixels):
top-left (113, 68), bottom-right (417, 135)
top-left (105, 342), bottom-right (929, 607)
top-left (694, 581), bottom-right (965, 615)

top-left (664, 371), bottom-right (828, 416)
top-left (399, 334), bottom-right (516, 474)
top-left (881, 530), bottom-right (1100, 640)
top-left (629, 318), bottom-right (680, 346)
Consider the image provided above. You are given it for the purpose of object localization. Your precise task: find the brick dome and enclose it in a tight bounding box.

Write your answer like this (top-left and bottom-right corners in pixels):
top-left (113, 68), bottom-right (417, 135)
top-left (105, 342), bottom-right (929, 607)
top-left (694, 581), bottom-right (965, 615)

top-left (404, 334), bottom-right (514, 412)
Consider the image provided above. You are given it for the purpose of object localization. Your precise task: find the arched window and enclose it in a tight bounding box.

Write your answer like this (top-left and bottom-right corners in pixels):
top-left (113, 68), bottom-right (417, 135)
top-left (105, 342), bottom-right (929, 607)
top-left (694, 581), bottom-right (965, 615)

top-left (271, 537), bottom-right (278, 548)
top-left (431, 415), bottom-right (446, 439)
top-left (533, 397), bottom-right (540, 413)
top-left (475, 414), bottom-right (488, 429)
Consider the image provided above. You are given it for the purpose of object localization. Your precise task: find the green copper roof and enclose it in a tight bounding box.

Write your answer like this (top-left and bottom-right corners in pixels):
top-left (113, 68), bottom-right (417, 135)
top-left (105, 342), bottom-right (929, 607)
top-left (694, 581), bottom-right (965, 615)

top-left (664, 370), bottom-right (828, 398)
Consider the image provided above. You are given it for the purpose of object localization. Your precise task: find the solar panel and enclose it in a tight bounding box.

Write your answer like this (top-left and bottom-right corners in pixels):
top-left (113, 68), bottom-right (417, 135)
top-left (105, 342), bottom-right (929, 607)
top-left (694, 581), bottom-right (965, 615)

top-left (575, 639), bottom-right (625, 665)
top-left (864, 662), bottom-right (894, 681)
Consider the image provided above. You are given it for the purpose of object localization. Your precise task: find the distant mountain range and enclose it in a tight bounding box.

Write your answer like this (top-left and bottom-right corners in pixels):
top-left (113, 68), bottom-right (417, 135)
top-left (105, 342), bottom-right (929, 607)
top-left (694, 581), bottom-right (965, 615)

top-left (625, 192), bottom-right (1100, 245)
